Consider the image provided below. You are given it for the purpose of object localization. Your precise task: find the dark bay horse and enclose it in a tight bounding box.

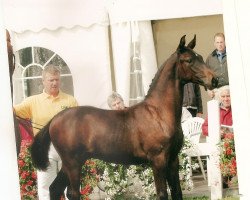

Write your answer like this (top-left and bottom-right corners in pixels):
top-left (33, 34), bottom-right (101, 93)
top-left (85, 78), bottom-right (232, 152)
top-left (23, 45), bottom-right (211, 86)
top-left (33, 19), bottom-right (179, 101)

top-left (6, 30), bottom-right (33, 154)
top-left (6, 29), bottom-right (15, 93)
top-left (6, 30), bottom-right (23, 155)
top-left (31, 35), bottom-right (218, 200)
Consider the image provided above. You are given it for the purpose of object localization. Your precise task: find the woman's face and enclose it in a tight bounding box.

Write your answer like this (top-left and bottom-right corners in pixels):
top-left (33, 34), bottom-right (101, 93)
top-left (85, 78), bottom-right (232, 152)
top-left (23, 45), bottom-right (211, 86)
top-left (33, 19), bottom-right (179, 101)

top-left (111, 98), bottom-right (125, 110)
top-left (220, 90), bottom-right (231, 108)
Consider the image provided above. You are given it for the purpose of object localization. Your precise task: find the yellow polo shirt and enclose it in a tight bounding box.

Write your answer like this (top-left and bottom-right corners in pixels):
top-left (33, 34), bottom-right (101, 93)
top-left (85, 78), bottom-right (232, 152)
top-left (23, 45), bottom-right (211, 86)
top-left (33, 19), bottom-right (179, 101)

top-left (14, 91), bottom-right (78, 135)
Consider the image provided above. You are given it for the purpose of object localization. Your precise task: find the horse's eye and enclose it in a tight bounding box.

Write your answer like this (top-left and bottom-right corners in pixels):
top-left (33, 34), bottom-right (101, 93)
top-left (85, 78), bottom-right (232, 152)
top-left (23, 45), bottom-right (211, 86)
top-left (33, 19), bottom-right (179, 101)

top-left (186, 59), bottom-right (192, 63)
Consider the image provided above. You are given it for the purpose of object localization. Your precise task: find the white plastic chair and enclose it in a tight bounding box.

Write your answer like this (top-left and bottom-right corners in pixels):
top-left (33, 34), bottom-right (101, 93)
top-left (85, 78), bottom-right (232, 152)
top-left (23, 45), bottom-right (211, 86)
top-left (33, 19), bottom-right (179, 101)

top-left (182, 117), bottom-right (207, 180)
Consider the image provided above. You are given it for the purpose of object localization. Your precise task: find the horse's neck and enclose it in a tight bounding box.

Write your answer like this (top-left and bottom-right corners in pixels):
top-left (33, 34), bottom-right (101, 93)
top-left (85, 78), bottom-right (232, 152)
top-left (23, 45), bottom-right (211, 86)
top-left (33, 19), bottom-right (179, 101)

top-left (145, 53), bottom-right (184, 117)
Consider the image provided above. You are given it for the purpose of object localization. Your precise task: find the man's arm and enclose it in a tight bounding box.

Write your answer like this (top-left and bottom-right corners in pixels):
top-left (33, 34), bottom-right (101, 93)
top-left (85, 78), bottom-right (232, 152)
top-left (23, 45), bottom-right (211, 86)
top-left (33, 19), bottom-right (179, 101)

top-left (14, 98), bottom-right (32, 119)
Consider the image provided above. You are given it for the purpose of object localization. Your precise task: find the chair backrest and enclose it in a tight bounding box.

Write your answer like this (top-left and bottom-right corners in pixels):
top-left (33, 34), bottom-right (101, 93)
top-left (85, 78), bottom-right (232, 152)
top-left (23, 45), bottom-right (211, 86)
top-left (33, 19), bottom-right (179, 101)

top-left (182, 117), bottom-right (205, 144)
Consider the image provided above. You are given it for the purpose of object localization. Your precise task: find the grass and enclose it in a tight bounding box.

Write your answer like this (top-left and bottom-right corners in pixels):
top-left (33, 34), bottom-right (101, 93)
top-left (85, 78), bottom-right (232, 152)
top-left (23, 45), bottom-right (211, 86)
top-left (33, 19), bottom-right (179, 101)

top-left (221, 197), bottom-right (239, 200)
top-left (112, 196), bottom-right (239, 200)
top-left (183, 197), bottom-right (239, 200)
top-left (183, 196), bottom-right (208, 200)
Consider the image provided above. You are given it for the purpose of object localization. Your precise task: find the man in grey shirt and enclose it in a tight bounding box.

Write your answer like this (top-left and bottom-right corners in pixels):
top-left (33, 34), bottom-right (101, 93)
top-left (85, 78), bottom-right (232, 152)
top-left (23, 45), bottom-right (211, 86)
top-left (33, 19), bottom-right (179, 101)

top-left (206, 32), bottom-right (229, 100)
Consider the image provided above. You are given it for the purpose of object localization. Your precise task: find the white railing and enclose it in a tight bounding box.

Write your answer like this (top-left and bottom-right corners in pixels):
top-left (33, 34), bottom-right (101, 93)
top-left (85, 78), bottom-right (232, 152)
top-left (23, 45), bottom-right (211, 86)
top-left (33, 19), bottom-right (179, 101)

top-left (207, 100), bottom-right (223, 199)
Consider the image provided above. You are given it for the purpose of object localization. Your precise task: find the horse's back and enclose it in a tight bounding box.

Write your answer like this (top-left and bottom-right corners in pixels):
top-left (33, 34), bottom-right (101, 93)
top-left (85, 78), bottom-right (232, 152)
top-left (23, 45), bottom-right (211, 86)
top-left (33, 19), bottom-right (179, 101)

top-left (49, 106), bottom-right (116, 138)
top-left (49, 106), bottom-right (137, 161)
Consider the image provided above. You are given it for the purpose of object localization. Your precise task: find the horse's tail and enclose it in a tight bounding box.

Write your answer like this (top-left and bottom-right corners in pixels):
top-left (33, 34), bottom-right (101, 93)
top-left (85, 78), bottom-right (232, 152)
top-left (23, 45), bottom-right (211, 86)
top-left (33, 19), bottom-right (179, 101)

top-left (31, 120), bottom-right (52, 171)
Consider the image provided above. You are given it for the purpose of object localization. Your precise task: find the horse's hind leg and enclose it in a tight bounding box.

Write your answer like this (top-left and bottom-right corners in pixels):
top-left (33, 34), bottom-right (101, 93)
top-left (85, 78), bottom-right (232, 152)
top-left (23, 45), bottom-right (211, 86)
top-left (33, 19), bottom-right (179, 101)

top-left (49, 169), bottom-right (69, 200)
top-left (64, 161), bottom-right (82, 200)
top-left (166, 157), bottom-right (183, 200)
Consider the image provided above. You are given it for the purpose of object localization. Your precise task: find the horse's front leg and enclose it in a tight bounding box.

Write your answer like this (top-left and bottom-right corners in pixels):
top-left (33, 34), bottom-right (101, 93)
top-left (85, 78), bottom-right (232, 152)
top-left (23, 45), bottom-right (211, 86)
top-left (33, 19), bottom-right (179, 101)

top-left (166, 156), bottom-right (183, 200)
top-left (152, 153), bottom-right (168, 200)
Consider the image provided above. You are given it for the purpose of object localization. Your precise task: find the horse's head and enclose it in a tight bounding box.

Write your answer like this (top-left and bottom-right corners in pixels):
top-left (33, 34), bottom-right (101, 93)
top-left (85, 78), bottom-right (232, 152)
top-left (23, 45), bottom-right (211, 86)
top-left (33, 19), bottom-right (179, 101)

top-left (176, 35), bottom-right (218, 90)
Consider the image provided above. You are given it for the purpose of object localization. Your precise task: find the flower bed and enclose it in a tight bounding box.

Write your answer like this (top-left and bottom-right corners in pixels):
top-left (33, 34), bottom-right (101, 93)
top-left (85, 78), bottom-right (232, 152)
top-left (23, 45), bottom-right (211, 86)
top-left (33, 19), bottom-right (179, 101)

top-left (218, 131), bottom-right (237, 186)
top-left (18, 140), bottom-right (37, 200)
top-left (18, 140), bottom-right (98, 200)
top-left (80, 159), bottom-right (99, 199)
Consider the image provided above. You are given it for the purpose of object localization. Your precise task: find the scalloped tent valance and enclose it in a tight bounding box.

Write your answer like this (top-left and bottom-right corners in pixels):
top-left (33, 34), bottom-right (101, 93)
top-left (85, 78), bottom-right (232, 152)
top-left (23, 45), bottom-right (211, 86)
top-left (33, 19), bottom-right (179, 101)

top-left (3, 0), bottom-right (109, 33)
top-left (3, 0), bottom-right (222, 33)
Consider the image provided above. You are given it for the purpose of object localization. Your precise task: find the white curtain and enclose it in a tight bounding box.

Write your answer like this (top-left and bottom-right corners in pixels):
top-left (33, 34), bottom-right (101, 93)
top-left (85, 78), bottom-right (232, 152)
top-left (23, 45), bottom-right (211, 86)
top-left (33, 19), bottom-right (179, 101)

top-left (110, 20), bottom-right (157, 106)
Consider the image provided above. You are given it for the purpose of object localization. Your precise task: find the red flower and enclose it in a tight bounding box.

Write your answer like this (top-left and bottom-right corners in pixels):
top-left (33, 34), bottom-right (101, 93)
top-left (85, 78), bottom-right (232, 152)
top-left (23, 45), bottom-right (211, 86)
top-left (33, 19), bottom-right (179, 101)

top-left (224, 142), bottom-right (229, 148)
top-left (80, 184), bottom-right (92, 195)
top-left (27, 180), bottom-right (33, 186)
top-left (232, 157), bottom-right (237, 167)
top-left (224, 132), bottom-right (234, 140)
top-left (90, 168), bottom-right (97, 174)
top-left (18, 159), bottom-right (25, 167)
top-left (31, 171), bottom-right (37, 179)
top-left (21, 184), bottom-right (26, 191)
top-left (21, 171), bottom-right (29, 179)
top-left (226, 148), bottom-right (232, 155)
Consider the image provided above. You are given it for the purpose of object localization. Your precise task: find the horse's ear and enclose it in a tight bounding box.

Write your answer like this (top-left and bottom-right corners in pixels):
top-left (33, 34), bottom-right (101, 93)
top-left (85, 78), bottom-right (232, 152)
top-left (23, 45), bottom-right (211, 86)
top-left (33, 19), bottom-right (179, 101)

top-left (177, 35), bottom-right (186, 51)
top-left (187, 34), bottom-right (196, 49)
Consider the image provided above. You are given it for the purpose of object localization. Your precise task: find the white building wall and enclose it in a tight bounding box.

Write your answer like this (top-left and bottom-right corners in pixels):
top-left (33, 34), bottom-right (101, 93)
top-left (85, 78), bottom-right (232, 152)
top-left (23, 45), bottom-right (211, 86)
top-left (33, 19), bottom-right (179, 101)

top-left (222, 1), bottom-right (250, 199)
top-left (0, 10), bottom-right (20, 200)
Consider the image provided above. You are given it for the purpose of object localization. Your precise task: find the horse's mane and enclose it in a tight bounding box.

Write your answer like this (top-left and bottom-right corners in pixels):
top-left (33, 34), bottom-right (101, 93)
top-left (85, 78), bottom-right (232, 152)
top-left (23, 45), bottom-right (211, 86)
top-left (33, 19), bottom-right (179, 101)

top-left (145, 63), bottom-right (165, 98)
top-left (145, 52), bottom-right (177, 98)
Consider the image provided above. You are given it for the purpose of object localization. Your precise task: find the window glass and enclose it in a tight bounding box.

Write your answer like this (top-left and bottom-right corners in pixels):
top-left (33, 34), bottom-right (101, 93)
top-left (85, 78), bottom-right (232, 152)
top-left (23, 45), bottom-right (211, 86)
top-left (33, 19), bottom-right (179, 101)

top-left (13, 47), bottom-right (74, 103)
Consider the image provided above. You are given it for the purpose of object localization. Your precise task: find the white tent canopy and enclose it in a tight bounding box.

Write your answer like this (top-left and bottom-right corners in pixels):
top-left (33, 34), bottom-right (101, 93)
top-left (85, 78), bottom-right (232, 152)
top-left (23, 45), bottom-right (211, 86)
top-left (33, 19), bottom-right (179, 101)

top-left (3, 0), bottom-right (222, 32)
top-left (107, 0), bottom-right (222, 24)
top-left (3, 0), bottom-right (109, 32)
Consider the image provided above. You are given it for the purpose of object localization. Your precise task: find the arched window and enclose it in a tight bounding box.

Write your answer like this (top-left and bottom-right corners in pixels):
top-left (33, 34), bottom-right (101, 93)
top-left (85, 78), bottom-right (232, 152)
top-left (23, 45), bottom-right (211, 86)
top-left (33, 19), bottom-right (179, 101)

top-left (13, 47), bottom-right (74, 104)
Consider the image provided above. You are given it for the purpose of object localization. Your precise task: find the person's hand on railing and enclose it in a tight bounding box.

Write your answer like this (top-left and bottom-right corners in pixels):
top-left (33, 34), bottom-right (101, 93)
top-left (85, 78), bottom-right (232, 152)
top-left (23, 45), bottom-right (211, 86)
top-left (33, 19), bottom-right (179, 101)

top-left (207, 89), bottom-right (215, 99)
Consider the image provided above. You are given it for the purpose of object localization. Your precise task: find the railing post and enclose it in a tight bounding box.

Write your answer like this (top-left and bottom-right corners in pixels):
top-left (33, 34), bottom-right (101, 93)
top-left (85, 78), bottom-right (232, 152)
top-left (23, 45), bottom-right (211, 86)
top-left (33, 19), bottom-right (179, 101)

top-left (207, 100), bottom-right (222, 199)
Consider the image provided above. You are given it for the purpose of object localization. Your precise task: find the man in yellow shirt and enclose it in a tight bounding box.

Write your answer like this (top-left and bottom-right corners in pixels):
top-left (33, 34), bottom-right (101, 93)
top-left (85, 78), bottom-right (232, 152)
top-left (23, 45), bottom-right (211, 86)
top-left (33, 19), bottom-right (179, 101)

top-left (14, 65), bottom-right (78, 200)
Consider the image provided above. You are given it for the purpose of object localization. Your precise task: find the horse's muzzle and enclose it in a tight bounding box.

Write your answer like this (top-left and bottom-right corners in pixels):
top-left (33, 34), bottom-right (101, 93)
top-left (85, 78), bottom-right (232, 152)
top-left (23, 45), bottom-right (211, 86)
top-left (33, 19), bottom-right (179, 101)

top-left (212, 77), bottom-right (218, 88)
